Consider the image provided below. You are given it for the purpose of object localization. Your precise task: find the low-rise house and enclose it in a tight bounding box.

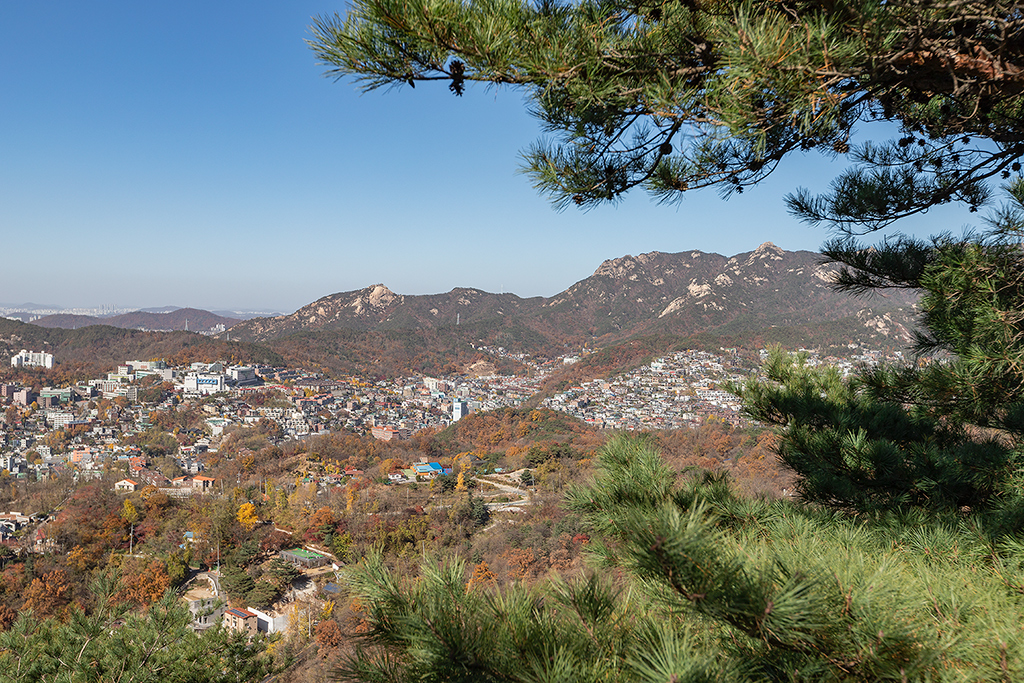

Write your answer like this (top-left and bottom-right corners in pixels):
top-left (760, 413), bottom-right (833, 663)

top-left (0, 512), bottom-right (29, 537)
top-left (182, 577), bottom-right (224, 632)
top-left (248, 606), bottom-right (289, 634)
top-left (205, 417), bottom-right (230, 436)
top-left (192, 475), bottom-right (216, 492)
top-left (413, 462), bottom-right (445, 478)
top-left (223, 607), bottom-right (258, 635)
top-left (33, 525), bottom-right (59, 553)
top-left (132, 469), bottom-right (170, 488)
top-left (114, 479), bottom-right (139, 493)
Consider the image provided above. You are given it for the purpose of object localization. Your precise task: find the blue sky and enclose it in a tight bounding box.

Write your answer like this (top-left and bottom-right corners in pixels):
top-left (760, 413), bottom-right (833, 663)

top-left (0, 2), bottom-right (977, 313)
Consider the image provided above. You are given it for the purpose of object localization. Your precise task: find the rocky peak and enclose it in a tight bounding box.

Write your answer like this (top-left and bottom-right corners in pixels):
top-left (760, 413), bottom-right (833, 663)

top-left (592, 251), bottom-right (668, 279)
top-left (346, 284), bottom-right (400, 316)
top-left (751, 242), bottom-right (785, 260)
top-left (593, 255), bottom-right (640, 279)
top-left (366, 284), bottom-right (398, 306)
top-left (633, 251), bottom-right (664, 265)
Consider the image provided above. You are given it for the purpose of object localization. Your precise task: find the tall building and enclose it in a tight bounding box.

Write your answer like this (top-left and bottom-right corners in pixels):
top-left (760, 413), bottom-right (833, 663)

top-left (10, 349), bottom-right (53, 369)
top-left (13, 388), bottom-right (37, 406)
top-left (452, 400), bottom-right (470, 421)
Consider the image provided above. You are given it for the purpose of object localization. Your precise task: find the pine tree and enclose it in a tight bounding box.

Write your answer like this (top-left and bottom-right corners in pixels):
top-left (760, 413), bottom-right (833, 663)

top-left (310, 0), bottom-right (1024, 223)
top-left (336, 436), bottom-right (1024, 682)
top-left (733, 180), bottom-right (1024, 517)
top-left (0, 580), bottom-right (272, 683)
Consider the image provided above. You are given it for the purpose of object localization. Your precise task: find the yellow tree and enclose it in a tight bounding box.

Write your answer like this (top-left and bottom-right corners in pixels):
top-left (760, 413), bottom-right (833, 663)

top-left (237, 502), bottom-right (259, 531)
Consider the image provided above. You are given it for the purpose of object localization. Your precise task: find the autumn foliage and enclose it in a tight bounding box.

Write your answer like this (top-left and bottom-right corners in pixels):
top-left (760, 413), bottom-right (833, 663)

top-left (116, 559), bottom-right (171, 608)
top-left (22, 569), bottom-right (72, 619)
top-left (315, 619), bottom-right (344, 654)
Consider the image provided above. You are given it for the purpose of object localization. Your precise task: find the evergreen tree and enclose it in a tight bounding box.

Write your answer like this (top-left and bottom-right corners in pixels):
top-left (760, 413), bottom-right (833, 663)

top-left (309, 0), bottom-right (1024, 223)
top-left (734, 180), bottom-right (1024, 516)
top-left (336, 437), bottom-right (1024, 682)
top-left (0, 582), bottom-right (272, 683)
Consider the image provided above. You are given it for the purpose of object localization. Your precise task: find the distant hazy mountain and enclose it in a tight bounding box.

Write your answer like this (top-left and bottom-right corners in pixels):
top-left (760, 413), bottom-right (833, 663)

top-left (228, 243), bottom-right (919, 352)
top-left (0, 302), bottom-right (59, 310)
top-left (136, 306), bottom-right (182, 314)
top-left (32, 308), bottom-right (240, 333)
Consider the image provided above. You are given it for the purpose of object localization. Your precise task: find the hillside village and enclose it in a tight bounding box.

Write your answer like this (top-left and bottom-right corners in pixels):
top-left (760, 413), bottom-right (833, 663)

top-left (544, 346), bottom-right (906, 430)
top-left (0, 342), bottom-right (907, 489)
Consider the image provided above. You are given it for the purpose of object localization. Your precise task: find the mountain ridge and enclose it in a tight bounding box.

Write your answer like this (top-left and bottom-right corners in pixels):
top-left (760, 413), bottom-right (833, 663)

top-left (227, 243), bottom-right (917, 352)
top-left (31, 308), bottom-right (240, 333)
top-left (0, 244), bottom-right (920, 382)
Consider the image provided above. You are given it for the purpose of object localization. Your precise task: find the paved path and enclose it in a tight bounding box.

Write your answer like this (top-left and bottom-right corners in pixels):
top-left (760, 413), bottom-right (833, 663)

top-left (199, 570), bottom-right (223, 597)
top-left (475, 474), bottom-right (537, 514)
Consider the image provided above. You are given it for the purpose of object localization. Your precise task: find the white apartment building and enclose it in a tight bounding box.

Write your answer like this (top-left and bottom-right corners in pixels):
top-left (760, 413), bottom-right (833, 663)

top-left (47, 411), bottom-right (76, 429)
top-left (11, 350), bottom-right (53, 369)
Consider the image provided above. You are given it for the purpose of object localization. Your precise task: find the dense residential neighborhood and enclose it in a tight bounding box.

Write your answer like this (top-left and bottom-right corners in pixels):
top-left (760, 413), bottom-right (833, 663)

top-left (0, 344), bottom-right (907, 487)
top-left (543, 346), bottom-right (909, 430)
